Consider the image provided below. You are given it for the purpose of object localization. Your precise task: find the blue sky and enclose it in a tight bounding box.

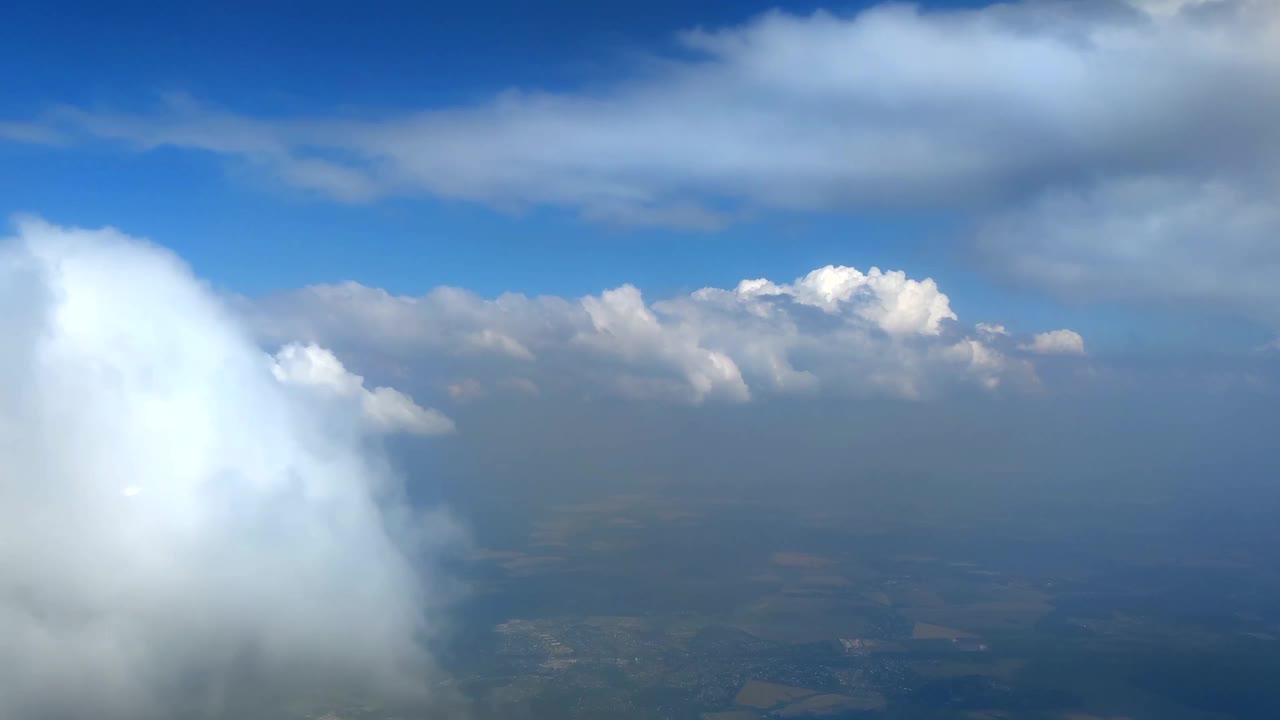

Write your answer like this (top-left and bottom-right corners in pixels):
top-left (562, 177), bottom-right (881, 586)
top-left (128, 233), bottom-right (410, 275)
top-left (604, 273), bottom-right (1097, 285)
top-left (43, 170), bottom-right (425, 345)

top-left (1, 0), bottom-right (984, 295)
top-left (2, 1), bottom-right (987, 111)
top-left (2, 0), bottom-right (1278, 359)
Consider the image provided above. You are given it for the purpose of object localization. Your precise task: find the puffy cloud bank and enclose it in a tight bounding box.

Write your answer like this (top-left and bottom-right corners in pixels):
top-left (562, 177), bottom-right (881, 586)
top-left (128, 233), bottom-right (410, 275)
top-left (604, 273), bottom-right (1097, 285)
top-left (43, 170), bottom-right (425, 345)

top-left (271, 342), bottom-right (455, 435)
top-left (0, 219), bottom-right (453, 719)
top-left (252, 264), bottom-right (1084, 404)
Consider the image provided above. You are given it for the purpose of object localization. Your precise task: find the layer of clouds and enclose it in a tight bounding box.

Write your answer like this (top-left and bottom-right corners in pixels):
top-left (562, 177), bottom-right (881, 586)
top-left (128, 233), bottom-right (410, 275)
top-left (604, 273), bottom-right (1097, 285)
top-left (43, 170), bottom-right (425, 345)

top-left (0, 218), bottom-right (456, 719)
top-left (249, 262), bottom-right (1083, 404)
top-left (33, 1), bottom-right (1278, 217)
top-left (12, 0), bottom-right (1279, 320)
top-left (271, 342), bottom-right (455, 435)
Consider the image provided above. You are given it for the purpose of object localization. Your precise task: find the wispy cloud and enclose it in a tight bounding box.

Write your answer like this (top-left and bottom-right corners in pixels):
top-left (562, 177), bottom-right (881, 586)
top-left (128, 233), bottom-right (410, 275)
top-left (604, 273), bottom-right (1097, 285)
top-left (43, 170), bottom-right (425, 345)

top-left (10, 0), bottom-right (1280, 318)
top-left (0, 121), bottom-right (64, 145)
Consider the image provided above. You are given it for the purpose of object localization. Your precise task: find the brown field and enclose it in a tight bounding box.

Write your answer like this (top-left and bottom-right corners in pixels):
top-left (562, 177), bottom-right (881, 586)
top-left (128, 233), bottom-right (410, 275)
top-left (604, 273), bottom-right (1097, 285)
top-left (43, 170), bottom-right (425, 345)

top-left (776, 691), bottom-right (887, 717)
top-left (912, 622), bottom-right (980, 640)
top-left (733, 680), bottom-right (816, 709)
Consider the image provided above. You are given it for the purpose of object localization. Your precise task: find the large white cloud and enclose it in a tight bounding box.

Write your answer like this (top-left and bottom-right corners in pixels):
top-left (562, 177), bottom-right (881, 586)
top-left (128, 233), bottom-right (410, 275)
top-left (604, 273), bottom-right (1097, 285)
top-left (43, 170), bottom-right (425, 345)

top-left (0, 218), bottom-right (456, 719)
top-left (578, 285), bottom-right (752, 403)
top-left (714, 265), bottom-right (957, 336)
top-left (270, 342), bottom-right (455, 435)
top-left (249, 261), bottom-right (1079, 403)
top-left (36, 1), bottom-right (1278, 218)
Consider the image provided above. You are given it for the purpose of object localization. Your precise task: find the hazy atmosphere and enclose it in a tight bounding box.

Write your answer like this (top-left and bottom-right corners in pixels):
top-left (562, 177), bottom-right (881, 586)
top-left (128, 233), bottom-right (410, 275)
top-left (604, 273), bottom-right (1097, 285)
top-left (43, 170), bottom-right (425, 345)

top-left (2, 1), bottom-right (1278, 719)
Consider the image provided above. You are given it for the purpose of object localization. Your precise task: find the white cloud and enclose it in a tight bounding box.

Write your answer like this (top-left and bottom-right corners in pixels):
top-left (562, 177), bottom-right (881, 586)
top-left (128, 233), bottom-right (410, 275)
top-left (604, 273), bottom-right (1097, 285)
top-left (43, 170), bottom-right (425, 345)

top-left (361, 385), bottom-right (455, 434)
top-left (19, 0), bottom-right (1278, 322)
top-left (729, 265), bottom-right (957, 335)
top-left (26, 1), bottom-right (1279, 216)
top-left (250, 261), bottom-right (1076, 403)
top-left (976, 175), bottom-right (1280, 320)
top-left (579, 285), bottom-right (752, 403)
top-left (941, 338), bottom-right (1012, 390)
top-left (270, 341), bottom-right (365, 394)
top-left (0, 218), bottom-right (456, 719)
top-left (271, 342), bottom-right (455, 435)
top-left (466, 328), bottom-right (535, 360)
top-left (1021, 329), bottom-right (1087, 355)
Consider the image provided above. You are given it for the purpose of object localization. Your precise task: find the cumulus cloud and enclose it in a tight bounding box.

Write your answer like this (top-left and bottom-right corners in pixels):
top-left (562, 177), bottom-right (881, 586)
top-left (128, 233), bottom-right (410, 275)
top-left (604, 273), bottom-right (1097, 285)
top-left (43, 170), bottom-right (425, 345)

top-left (723, 265), bottom-right (956, 335)
top-left (579, 285), bottom-right (752, 403)
top-left (0, 218), bottom-right (456, 719)
top-left (249, 262), bottom-right (1080, 403)
top-left (1021, 329), bottom-right (1087, 355)
top-left (270, 342), bottom-right (455, 435)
